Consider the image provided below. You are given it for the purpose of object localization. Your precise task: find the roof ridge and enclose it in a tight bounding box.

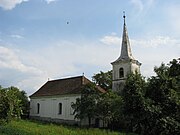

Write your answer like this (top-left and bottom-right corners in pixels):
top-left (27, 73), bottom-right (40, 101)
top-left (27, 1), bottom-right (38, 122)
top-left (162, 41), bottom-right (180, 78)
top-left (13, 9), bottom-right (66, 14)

top-left (48, 75), bottom-right (84, 82)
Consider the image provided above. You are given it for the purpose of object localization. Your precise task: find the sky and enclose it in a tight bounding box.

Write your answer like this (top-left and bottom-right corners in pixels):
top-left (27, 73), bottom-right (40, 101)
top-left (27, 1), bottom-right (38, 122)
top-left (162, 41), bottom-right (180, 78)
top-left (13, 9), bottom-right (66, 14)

top-left (0, 0), bottom-right (180, 96)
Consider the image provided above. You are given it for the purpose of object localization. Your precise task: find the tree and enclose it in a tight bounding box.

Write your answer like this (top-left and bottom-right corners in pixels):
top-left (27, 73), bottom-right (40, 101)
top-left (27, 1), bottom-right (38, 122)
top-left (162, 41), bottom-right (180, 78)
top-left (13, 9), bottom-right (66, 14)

top-left (0, 87), bottom-right (9, 121)
top-left (96, 91), bottom-right (123, 129)
top-left (121, 58), bottom-right (180, 135)
top-left (92, 70), bottom-right (112, 90)
top-left (145, 58), bottom-right (180, 135)
top-left (0, 86), bottom-right (29, 124)
top-left (72, 83), bottom-right (100, 127)
top-left (122, 72), bottom-right (147, 133)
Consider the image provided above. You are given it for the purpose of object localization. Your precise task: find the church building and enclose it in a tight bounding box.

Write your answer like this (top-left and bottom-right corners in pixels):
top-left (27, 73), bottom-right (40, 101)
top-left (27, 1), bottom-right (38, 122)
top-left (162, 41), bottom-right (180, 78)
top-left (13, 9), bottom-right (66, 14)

top-left (29, 14), bottom-right (141, 126)
top-left (111, 14), bottom-right (141, 91)
top-left (29, 76), bottom-right (105, 126)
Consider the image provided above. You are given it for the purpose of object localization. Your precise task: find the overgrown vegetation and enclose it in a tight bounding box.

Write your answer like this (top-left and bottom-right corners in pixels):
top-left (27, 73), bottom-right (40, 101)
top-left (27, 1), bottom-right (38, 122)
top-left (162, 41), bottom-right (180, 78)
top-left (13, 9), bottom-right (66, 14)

top-left (0, 119), bottom-right (136, 135)
top-left (0, 86), bottom-right (29, 124)
top-left (73, 58), bottom-right (180, 135)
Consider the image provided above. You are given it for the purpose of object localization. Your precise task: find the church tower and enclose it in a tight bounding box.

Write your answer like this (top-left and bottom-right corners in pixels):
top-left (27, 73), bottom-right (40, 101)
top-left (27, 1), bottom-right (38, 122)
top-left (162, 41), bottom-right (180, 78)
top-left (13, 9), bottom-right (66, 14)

top-left (111, 13), bottom-right (141, 91)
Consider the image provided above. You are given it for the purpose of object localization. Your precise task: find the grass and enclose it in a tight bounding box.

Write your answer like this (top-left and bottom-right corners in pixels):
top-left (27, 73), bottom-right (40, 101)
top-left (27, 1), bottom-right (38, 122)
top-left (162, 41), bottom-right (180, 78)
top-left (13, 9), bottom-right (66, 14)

top-left (0, 119), bottom-right (136, 135)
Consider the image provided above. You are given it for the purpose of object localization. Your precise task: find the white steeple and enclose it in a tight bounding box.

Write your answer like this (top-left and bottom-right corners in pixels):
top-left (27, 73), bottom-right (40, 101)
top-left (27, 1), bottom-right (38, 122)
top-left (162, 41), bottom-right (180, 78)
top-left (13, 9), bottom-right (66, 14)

top-left (111, 12), bottom-right (141, 92)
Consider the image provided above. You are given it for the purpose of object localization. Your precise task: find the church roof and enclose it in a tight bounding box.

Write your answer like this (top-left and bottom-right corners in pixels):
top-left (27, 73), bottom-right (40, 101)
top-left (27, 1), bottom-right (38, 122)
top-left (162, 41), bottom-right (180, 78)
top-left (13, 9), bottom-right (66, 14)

top-left (112, 13), bottom-right (139, 64)
top-left (30, 76), bottom-right (106, 98)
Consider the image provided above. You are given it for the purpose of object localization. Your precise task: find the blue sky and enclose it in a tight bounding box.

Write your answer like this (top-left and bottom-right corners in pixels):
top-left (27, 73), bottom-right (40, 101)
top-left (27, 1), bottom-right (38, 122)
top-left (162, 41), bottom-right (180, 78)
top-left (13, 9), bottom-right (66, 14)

top-left (0, 0), bottom-right (180, 95)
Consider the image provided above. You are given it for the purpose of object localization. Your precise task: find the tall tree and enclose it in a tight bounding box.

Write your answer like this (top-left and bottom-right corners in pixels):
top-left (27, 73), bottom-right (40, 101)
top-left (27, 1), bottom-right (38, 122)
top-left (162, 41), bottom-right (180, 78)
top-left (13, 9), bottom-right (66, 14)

top-left (122, 72), bottom-right (147, 133)
top-left (0, 87), bottom-right (9, 121)
top-left (145, 58), bottom-right (180, 135)
top-left (0, 86), bottom-right (29, 124)
top-left (96, 91), bottom-right (123, 129)
top-left (92, 70), bottom-right (112, 90)
top-left (72, 83), bottom-right (100, 127)
top-left (121, 58), bottom-right (180, 135)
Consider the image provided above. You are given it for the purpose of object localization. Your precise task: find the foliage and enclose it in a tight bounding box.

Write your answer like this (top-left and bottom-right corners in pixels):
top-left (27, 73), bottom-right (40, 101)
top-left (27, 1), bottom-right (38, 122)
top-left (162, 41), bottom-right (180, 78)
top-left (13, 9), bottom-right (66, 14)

top-left (72, 58), bottom-right (180, 133)
top-left (72, 83), bottom-right (123, 129)
top-left (122, 72), bottom-right (147, 133)
top-left (144, 58), bottom-right (180, 135)
top-left (0, 119), bottom-right (137, 135)
top-left (122, 58), bottom-right (180, 135)
top-left (0, 86), bottom-right (29, 124)
top-left (92, 70), bottom-right (112, 90)
top-left (72, 83), bottom-right (100, 126)
top-left (97, 91), bottom-right (123, 129)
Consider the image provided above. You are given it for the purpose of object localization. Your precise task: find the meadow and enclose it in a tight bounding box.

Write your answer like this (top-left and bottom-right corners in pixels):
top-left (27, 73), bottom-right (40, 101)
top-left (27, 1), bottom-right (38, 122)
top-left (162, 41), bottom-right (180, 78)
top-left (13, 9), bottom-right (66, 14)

top-left (0, 120), bottom-right (136, 135)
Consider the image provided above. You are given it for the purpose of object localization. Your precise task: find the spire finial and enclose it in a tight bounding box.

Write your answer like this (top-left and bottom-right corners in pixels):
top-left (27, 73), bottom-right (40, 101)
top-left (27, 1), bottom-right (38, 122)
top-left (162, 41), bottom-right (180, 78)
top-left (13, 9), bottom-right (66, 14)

top-left (123, 11), bottom-right (126, 18)
top-left (123, 11), bottom-right (126, 24)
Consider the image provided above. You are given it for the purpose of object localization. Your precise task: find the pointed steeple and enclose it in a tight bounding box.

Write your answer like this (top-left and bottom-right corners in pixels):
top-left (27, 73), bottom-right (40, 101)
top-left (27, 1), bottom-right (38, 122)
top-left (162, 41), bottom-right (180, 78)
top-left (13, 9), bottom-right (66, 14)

top-left (119, 12), bottom-right (134, 60)
top-left (113, 12), bottom-right (135, 63)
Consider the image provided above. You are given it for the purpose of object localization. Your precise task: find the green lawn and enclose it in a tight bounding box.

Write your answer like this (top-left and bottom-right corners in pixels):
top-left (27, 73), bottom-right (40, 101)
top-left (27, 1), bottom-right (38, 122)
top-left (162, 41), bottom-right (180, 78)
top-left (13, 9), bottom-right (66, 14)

top-left (0, 120), bottom-right (136, 135)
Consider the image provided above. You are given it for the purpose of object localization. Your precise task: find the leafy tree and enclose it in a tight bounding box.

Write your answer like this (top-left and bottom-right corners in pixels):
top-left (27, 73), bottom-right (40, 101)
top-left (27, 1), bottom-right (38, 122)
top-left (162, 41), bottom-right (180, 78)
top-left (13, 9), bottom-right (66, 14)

top-left (97, 91), bottom-right (123, 129)
top-left (122, 72), bottom-right (147, 133)
top-left (121, 58), bottom-right (180, 135)
top-left (0, 86), bottom-right (29, 124)
top-left (0, 86), bottom-right (9, 121)
top-left (92, 70), bottom-right (112, 90)
top-left (145, 58), bottom-right (180, 135)
top-left (72, 83), bottom-right (100, 127)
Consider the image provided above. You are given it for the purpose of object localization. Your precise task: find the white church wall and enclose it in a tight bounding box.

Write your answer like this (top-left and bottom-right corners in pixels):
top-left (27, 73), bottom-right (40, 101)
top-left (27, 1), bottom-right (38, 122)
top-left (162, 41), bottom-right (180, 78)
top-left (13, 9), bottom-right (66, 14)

top-left (30, 94), bottom-right (81, 121)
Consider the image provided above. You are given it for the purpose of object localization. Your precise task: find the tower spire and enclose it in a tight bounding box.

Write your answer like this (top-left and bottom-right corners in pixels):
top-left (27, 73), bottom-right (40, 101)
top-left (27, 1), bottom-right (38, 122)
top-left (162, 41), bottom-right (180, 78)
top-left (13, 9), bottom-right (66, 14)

top-left (119, 12), bottom-right (134, 60)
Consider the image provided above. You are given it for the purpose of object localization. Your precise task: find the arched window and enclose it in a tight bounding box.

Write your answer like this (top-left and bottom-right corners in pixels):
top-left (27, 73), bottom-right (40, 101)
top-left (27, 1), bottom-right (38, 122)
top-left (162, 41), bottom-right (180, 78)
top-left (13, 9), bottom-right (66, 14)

top-left (119, 68), bottom-right (124, 78)
top-left (70, 102), bottom-right (74, 115)
top-left (58, 103), bottom-right (62, 114)
top-left (37, 103), bottom-right (40, 114)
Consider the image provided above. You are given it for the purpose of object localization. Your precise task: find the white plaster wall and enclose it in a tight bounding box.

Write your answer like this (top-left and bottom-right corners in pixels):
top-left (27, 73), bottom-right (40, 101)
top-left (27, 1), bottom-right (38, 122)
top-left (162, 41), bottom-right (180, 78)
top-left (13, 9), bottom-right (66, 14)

top-left (30, 94), bottom-right (81, 121)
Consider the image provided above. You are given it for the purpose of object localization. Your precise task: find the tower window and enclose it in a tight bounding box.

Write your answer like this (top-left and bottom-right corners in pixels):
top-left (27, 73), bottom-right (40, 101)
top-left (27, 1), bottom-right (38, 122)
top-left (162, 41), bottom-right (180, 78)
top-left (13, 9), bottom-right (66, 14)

top-left (58, 103), bottom-right (62, 115)
top-left (119, 68), bottom-right (124, 78)
top-left (37, 103), bottom-right (40, 114)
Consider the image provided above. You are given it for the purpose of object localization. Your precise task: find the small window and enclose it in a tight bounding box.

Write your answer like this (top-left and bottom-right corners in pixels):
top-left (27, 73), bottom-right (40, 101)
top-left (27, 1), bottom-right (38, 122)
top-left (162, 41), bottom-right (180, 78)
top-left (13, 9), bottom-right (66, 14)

top-left (70, 102), bottom-right (74, 115)
top-left (119, 68), bottom-right (124, 78)
top-left (58, 103), bottom-right (62, 115)
top-left (37, 103), bottom-right (40, 114)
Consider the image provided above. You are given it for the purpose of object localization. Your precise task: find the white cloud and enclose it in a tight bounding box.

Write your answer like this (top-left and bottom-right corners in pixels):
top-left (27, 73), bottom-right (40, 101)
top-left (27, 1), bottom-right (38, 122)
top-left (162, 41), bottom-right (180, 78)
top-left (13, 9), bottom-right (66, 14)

top-left (131, 36), bottom-right (180, 48)
top-left (45, 0), bottom-right (58, 4)
top-left (100, 34), bottom-right (180, 48)
top-left (0, 46), bottom-right (41, 74)
top-left (0, 46), bottom-right (46, 95)
top-left (0, 0), bottom-right (58, 10)
top-left (0, 0), bottom-right (28, 10)
top-left (100, 35), bottom-right (121, 45)
top-left (10, 34), bottom-right (24, 39)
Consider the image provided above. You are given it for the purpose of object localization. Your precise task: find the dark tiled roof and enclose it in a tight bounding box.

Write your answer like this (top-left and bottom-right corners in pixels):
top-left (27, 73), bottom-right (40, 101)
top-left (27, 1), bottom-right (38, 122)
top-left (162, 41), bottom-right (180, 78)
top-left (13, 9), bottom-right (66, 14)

top-left (30, 76), bottom-right (105, 98)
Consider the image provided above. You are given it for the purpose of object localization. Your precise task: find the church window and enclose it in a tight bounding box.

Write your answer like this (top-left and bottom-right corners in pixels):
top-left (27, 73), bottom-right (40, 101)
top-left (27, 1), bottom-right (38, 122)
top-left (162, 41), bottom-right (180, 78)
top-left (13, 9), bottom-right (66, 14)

top-left (37, 103), bottom-right (40, 114)
top-left (70, 102), bottom-right (74, 115)
top-left (119, 68), bottom-right (124, 78)
top-left (58, 103), bottom-right (62, 114)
